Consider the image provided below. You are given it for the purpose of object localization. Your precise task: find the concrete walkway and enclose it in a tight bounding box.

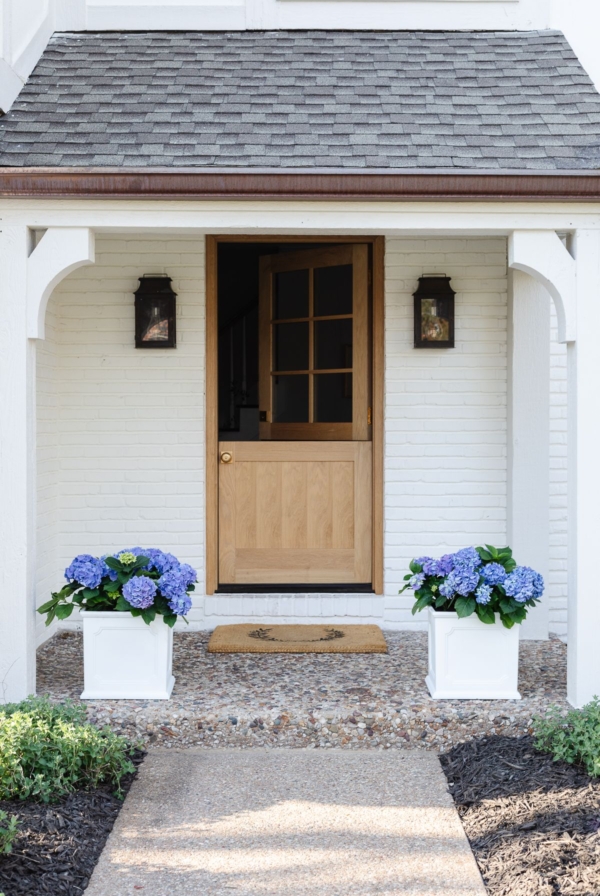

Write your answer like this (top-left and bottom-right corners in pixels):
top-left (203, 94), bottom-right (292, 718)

top-left (86, 749), bottom-right (486, 896)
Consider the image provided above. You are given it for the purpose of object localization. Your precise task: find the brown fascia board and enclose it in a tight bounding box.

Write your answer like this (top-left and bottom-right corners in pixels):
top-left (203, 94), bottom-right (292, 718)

top-left (1, 168), bottom-right (600, 201)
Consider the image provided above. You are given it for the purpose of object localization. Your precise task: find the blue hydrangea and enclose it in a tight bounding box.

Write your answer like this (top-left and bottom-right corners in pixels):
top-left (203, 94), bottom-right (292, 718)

top-left (475, 583), bottom-right (493, 605)
top-left (178, 563), bottom-right (197, 587)
top-left (442, 567), bottom-right (481, 598)
top-left (480, 562), bottom-right (507, 586)
top-left (439, 578), bottom-right (456, 599)
top-left (452, 547), bottom-right (482, 571)
top-left (415, 557), bottom-right (436, 576)
top-left (158, 568), bottom-right (189, 602)
top-left (144, 549), bottom-right (180, 575)
top-left (167, 592), bottom-right (192, 617)
top-left (504, 566), bottom-right (544, 604)
top-left (64, 555), bottom-right (106, 589)
top-left (415, 554), bottom-right (455, 577)
top-left (409, 572), bottom-right (426, 591)
top-left (122, 575), bottom-right (157, 609)
top-left (435, 554), bottom-right (455, 577)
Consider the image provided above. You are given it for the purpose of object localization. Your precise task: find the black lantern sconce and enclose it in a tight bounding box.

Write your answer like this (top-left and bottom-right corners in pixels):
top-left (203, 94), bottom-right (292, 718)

top-left (413, 275), bottom-right (455, 349)
top-left (134, 275), bottom-right (177, 349)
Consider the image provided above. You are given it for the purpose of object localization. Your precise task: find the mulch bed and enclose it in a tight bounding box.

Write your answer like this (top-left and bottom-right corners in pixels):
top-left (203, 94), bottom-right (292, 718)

top-left (0, 751), bottom-right (144, 896)
top-left (441, 735), bottom-right (600, 896)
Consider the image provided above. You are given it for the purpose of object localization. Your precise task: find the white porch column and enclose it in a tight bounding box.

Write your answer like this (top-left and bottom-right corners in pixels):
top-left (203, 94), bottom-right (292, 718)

top-left (0, 226), bottom-right (36, 702)
top-left (507, 270), bottom-right (550, 640)
top-left (567, 229), bottom-right (600, 707)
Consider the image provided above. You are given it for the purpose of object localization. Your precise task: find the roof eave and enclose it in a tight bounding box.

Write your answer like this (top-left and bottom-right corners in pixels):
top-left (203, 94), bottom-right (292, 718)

top-left (1, 167), bottom-right (600, 201)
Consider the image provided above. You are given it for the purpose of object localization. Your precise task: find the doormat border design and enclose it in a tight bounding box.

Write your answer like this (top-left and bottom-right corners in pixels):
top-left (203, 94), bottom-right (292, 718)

top-left (207, 623), bottom-right (388, 654)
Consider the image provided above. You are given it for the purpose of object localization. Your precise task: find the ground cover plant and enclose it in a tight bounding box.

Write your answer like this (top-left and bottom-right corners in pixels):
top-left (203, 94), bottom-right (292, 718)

top-left (0, 811), bottom-right (18, 854)
top-left (0, 696), bottom-right (141, 896)
top-left (0, 696), bottom-right (135, 802)
top-left (533, 697), bottom-right (600, 777)
top-left (441, 733), bottom-right (600, 895)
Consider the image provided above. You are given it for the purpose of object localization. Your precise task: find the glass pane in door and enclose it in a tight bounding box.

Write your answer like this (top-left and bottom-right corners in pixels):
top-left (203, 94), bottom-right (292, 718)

top-left (314, 373), bottom-right (352, 422)
top-left (273, 375), bottom-right (309, 423)
top-left (273, 322), bottom-right (309, 371)
top-left (314, 318), bottom-right (353, 370)
top-left (274, 269), bottom-right (309, 319)
top-left (314, 264), bottom-right (353, 316)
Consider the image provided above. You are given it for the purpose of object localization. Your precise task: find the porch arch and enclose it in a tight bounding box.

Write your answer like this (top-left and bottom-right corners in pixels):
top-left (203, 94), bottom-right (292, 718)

top-left (508, 230), bottom-right (576, 343)
top-left (27, 227), bottom-right (95, 340)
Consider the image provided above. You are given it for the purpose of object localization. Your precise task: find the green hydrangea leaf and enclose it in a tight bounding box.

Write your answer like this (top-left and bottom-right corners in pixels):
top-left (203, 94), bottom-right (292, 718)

top-left (54, 603), bottom-right (74, 621)
top-left (455, 596), bottom-right (476, 618)
top-left (103, 557), bottom-right (121, 571)
top-left (475, 604), bottom-right (495, 625)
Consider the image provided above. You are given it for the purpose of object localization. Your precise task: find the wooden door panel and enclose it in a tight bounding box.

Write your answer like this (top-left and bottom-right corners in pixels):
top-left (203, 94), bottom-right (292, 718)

top-left (219, 441), bottom-right (372, 584)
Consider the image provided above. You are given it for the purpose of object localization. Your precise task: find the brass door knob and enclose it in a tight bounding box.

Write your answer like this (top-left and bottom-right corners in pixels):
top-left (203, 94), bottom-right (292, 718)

top-left (220, 451), bottom-right (233, 464)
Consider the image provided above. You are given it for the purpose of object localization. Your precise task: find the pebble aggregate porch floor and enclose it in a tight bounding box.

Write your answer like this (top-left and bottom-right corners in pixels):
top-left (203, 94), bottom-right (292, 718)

top-left (37, 631), bottom-right (568, 750)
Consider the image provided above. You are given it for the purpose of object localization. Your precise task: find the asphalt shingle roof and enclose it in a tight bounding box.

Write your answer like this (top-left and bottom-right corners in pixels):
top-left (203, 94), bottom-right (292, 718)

top-left (1, 29), bottom-right (600, 170)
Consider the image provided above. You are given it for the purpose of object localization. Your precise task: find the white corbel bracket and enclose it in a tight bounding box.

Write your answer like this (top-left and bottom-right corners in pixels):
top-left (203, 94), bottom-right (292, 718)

top-left (27, 227), bottom-right (95, 339)
top-left (508, 230), bottom-right (576, 344)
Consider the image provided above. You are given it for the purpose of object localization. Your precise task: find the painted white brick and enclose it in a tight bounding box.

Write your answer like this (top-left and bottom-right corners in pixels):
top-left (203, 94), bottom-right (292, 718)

top-left (383, 237), bottom-right (507, 627)
top-left (35, 234), bottom-right (563, 634)
top-left (36, 236), bottom-right (205, 633)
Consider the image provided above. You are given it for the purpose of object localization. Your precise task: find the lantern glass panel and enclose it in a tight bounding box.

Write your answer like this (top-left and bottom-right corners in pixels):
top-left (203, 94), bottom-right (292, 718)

top-left (420, 297), bottom-right (451, 344)
top-left (140, 299), bottom-right (170, 343)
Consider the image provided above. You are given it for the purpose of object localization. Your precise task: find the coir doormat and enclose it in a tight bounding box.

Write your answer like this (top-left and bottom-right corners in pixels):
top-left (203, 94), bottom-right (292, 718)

top-left (207, 624), bottom-right (388, 654)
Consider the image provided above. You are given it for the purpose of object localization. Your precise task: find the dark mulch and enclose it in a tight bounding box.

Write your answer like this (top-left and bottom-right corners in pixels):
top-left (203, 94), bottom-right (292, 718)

top-left (440, 735), bottom-right (600, 896)
top-left (0, 751), bottom-right (144, 896)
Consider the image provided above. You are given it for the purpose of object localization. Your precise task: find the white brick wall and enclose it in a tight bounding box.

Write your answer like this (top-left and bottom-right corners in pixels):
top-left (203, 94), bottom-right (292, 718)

top-left (36, 235), bottom-right (206, 629)
top-left (383, 238), bottom-right (508, 627)
top-left (35, 233), bottom-right (568, 633)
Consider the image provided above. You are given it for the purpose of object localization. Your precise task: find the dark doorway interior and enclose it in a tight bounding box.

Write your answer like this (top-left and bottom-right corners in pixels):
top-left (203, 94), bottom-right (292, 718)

top-left (217, 242), bottom-right (332, 441)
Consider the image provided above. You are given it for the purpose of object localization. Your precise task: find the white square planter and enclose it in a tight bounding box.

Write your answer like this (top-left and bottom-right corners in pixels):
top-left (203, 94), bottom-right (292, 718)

top-left (425, 607), bottom-right (521, 700)
top-left (81, 611), bottom-right (175, 700)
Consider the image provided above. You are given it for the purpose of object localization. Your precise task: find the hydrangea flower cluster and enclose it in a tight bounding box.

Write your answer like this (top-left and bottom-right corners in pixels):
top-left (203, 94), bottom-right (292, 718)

top-left (40, 548), bottom-right (198, 630)
top-left (401, 544), bottom-right (544, 629)
top-left (504, 566), bottom-right (544, 603)
top-left (122, 575), bottom-right (157, 609)
top-left (64, 555), bottom-right (106, 590)
top-left (480, 562), bottom-right (507, 586)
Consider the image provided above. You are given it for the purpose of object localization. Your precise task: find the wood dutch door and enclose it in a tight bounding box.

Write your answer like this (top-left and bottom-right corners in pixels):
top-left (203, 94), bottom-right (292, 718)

top-left (218, 244), bottom-right (373, 586)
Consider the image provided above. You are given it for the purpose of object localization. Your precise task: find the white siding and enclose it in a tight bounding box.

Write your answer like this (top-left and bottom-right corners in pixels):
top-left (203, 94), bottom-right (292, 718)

top-left (549, 310), bottom-right (568, 637)
top-left (35, 285), bottom-right (60, 645)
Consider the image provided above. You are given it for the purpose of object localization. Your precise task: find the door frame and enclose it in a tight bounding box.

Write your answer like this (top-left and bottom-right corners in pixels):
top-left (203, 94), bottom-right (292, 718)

top-left (205, 235), bottom-right (385, 596)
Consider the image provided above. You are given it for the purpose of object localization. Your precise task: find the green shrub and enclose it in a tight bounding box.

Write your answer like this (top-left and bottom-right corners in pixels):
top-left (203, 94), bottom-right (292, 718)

top-left (533, 697), bottom-right (600, 777)
top-left (0, 696), bottom-right (135, 803)
top-left (0, 811), bottom-right (18, 854)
